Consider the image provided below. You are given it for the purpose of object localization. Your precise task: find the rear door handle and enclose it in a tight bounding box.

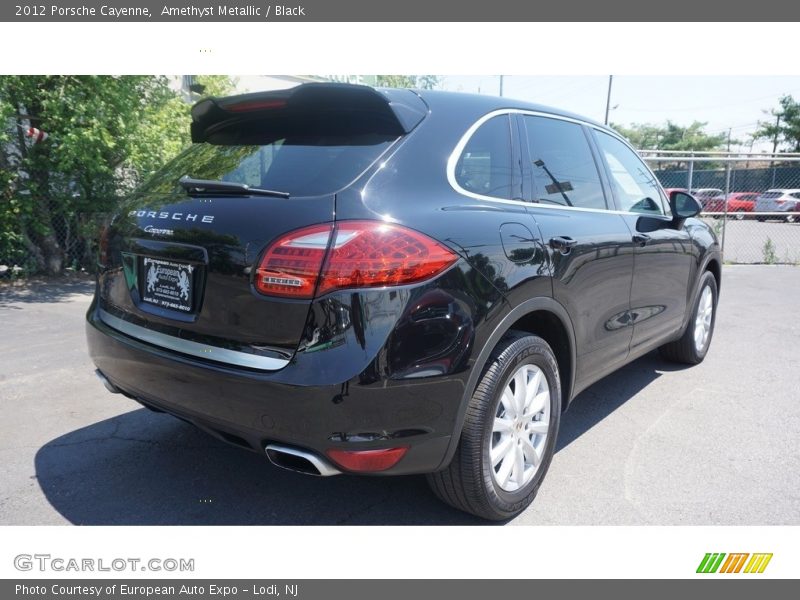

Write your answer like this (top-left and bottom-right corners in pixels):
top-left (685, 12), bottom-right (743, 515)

top-left (548, 236), bottom-right (577, 254)
top-left (632, 233), bottom-right (651, 247)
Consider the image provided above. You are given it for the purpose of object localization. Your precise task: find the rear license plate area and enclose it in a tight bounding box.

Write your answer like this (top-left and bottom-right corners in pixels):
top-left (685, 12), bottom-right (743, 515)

top-left (141, 257), bottom-right (196, 314)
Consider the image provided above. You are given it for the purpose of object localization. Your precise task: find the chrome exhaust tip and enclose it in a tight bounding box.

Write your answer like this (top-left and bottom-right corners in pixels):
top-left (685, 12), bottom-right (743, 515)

top-left (95, 369), bottom-right (120, 394)
top-left (265, 444), bottom-right (341, 477)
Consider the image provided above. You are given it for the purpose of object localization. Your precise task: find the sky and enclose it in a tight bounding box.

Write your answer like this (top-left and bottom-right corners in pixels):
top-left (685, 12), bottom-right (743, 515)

top-left (439, 75), bottom-right (800, 153)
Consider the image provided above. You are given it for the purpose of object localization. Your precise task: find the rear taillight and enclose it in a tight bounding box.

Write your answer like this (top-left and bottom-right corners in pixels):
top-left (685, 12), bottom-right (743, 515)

top-left (318, 221), bottom-right (458, 296)
top-left (255, 223), bottom-right (333, 299)
top-left (255, 221), bottom-right (458, 299)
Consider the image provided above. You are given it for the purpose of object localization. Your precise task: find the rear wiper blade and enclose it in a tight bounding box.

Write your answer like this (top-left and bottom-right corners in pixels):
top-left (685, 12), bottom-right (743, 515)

top-left (179, 175), bottom-right (290, 199)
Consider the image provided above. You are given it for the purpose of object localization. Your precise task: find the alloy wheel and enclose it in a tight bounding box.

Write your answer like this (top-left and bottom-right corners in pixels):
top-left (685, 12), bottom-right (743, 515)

top-left (694, 285), bottom-right (714, 352)
top-left (490, 364), bottom-right (550, 492)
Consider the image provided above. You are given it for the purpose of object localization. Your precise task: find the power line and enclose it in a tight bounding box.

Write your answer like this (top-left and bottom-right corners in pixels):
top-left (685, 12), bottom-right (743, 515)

top-left (705, 122), bottom-right (761, 135)
top-left (617, 88), bottom-right (800, 114)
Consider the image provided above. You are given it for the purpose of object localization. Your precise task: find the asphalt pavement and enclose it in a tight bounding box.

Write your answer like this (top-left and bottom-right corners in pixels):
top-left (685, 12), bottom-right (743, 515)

top-left (1, 266), bottom-right (798, 525)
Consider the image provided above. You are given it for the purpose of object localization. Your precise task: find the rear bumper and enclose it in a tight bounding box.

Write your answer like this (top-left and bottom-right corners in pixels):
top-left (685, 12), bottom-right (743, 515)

top-left (85, 293), bottom-right (471, 476)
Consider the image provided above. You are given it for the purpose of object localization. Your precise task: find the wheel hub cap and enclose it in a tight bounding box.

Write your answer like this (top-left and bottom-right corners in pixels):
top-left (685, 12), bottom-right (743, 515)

top-left (693, 285), bottom-right (714, 353)
top-left (490, 364), bottom-right (551, 492)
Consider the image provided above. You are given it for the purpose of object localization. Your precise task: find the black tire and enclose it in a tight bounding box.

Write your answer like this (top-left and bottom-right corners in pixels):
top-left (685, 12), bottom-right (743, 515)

top-left (659, 271), bottom-right (718, 365)
top-left (427, 331), bottom-right (562, 520)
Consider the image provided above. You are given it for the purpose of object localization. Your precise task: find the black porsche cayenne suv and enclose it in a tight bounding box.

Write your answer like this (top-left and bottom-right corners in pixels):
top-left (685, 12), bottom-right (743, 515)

top-left (87, 83), bottom-right (721, 520)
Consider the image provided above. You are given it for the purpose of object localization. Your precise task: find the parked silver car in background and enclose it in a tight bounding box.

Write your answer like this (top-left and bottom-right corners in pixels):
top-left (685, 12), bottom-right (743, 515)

top-left (755, 189), bottom-right (800, 222)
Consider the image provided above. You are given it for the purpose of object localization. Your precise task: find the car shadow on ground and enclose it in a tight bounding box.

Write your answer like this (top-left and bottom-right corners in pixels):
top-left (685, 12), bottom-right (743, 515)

top-left (556, 351), bottom-right (688, 451)
top-left (34, 351), bottom-right (687, 525)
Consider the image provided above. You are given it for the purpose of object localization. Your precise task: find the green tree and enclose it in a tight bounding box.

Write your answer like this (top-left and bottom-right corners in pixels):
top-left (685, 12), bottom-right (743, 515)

top-left (376, 75), bottom-right (440, 90)
top-left (753, 95), bottom-right (800, 153)
top-left (0, 98), bottom-right (26, 273)
top-left (0, 75), bottom-right (233, 275)
top-left (610, 122), bottom-right (663, 149)
top-left (612, 120), bottom-right (728, 152)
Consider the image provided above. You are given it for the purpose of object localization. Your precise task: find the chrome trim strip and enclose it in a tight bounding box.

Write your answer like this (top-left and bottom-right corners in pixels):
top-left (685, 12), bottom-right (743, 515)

top-left (445, 108), bottom-right (662, 217)
top-left (265, 444), bottom-right (342, 477)
top-left (98, 308), bottom-right (290, 371)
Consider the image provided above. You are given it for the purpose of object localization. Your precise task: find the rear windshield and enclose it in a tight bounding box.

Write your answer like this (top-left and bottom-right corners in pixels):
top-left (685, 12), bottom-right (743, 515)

top-left (137, 132), bottom-right (397, 198)
top-left (760, 192), bottom-right (783, 198)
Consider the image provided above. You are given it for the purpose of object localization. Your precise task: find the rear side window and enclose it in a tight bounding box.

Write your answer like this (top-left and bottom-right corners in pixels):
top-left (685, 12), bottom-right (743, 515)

top-left (454, 115), bottom-right (515, 200)
top-left (523, 116), bottom-right (606, 209)
top-left (138, 131), bottom-right (397, 198)
top-left (594, 131), bottom-right (666, 215)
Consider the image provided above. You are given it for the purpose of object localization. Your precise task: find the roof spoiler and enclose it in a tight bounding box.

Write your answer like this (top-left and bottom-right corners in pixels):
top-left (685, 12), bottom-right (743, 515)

top-left (190, 83), bottom-right (428, 143)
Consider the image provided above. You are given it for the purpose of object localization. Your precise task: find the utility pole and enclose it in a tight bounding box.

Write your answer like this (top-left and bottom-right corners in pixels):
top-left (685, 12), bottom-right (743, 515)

top-left (604, 75), bottom-right (613, 125)
top-left (771, 113), bottom-right (781, 155)
top-left (499, 75), bottom-right (504, 97)
top-left (770, 112), bottom-right (781, 186)
top-left (726, 128), bottom-right (732, 153)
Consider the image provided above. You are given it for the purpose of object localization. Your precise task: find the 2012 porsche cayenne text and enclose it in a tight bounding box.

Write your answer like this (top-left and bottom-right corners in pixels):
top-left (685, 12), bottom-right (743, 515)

top-left (87, 83), bottom-right (721, 520)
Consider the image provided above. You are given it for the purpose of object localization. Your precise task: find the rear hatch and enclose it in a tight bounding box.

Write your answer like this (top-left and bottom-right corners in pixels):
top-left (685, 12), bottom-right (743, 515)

top-left (98, 84), bottom-right (427, 370)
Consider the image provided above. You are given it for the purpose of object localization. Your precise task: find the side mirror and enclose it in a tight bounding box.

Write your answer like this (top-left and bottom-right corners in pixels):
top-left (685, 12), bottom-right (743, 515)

top-left (669, 191), bottom-right (702, 220)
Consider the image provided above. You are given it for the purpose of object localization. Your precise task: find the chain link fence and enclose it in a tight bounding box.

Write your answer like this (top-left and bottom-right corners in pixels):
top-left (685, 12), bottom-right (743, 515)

top-left (644, 152), bottom-right (800, 264)
top-left (0, 207), bottom-right (107, 279)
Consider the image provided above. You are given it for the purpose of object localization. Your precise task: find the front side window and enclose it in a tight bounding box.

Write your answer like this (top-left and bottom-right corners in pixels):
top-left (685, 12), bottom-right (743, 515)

top-left (595, 131), bottom-right (666, 215)
top-left (454, 115), bottom-right (514, 200)
top-left (523, 116), bottom-right (606, 210)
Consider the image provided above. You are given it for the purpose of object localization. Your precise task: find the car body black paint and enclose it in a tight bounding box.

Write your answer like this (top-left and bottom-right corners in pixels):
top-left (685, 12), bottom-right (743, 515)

top-left (86, 85), bottom-right (721, 479)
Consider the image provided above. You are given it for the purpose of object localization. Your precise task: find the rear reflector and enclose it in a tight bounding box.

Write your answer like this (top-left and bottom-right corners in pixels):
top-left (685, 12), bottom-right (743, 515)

top-left (255, 221), bottom-right (458, 299)
top-left (325, 447), bottom-right (409, 472)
